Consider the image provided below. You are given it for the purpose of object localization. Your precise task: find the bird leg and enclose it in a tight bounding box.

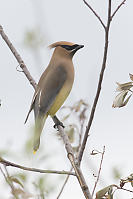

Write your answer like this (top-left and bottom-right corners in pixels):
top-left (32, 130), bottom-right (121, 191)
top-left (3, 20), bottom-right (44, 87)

top-left (52, 115), bottom-right (65, 129)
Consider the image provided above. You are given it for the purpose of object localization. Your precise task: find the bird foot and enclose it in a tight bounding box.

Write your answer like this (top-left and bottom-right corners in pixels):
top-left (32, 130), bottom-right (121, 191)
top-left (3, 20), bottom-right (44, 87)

top-left (53, 121), bottom-right (65, 129)
top-left (52, 116), bottom-right (65, 129)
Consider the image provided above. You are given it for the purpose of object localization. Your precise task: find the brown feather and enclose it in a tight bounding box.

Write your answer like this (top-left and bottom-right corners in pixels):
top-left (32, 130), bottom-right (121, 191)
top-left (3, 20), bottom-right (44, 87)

top-left (24, 41), bottom-right (83, 152)
top-left (49, 41), bottom-right (75, 49)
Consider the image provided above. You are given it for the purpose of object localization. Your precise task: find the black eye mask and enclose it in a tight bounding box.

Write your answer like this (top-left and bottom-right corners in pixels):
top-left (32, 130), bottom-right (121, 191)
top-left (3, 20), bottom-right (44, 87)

top-left (61, 44), bottom-right (79, 51)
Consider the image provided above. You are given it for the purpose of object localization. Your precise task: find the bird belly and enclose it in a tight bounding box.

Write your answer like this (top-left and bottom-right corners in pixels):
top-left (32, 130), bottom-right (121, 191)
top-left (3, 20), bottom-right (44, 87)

top-left (48, 82), bottom-right (72, 116)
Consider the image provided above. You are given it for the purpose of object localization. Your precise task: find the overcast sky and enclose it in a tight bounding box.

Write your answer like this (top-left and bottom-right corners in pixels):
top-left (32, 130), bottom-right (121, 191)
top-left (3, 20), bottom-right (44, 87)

top-left (0, 0), bottom-right (133, 198)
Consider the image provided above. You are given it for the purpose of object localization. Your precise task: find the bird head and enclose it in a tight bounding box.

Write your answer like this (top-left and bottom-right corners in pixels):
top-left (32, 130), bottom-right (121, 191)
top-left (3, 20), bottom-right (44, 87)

top-left (49, 41), bottom-right (84, 58)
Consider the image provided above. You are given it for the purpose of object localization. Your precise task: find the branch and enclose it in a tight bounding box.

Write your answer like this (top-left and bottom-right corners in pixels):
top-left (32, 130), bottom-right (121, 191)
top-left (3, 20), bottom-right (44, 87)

top-left (92, 146), bottom-right (105, 197)
top-left (0, 157), bottom-right (75, 176)
top-left (111, 0), bottom-right (127, 19)
top-left (0, 24), bottom-right (92, 199)
top-left (111, 184), bottom-right (133, 194)
top-left (78, 0), bottom-right (112, 164)
top-left (83, 0), bottom-right (106, 30)
top-left (56, 106), bottom-right (87, 199)
top-left (52, 116), bottom-right (92, 199)
top-left (0, 25), bottom-right (37, 89)
top-left (0, 166), bottom-right (19, 199)
top-left (116, 185), bottom-right (133, 194)
top-left (56, 168), bottom-right (73, 199)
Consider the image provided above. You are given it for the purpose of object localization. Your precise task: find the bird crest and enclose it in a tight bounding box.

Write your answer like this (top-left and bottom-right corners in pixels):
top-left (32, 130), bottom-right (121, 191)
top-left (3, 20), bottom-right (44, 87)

top-left (49, 41), bottom-right (75, 49)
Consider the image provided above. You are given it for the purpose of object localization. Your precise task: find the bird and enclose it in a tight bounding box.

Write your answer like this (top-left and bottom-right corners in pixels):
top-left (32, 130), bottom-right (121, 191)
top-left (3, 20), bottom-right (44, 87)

top-left (24, 41), bottom-right (84, 152)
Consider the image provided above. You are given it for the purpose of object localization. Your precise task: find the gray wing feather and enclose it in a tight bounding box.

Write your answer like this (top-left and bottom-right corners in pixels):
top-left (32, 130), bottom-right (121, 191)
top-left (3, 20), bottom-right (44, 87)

top-left (24, 89), bottom-right (39, 124)
top-left (34, 65), bottom-right (67, 120)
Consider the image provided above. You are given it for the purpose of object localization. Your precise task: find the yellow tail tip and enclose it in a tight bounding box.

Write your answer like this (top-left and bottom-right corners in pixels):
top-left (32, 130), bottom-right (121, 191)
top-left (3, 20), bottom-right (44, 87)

top-left (33, 150), bottom-right (37, 155)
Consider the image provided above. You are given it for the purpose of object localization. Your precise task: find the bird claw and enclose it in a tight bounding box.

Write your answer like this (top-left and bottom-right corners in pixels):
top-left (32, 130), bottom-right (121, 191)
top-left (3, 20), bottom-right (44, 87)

top-left (53, 121), bottom-right (65, 129)
top-left (52, 115), bottom-right (65, 129)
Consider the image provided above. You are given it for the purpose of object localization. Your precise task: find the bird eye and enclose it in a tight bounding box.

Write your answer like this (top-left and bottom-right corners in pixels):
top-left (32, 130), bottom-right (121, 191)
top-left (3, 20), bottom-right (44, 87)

top-left (61, 45), bottom-right (71, 50)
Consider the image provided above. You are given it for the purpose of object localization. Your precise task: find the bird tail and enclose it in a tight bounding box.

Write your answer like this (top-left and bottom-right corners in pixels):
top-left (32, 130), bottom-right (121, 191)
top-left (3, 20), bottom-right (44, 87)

top-left (33, 114), bottom-right (48, 153)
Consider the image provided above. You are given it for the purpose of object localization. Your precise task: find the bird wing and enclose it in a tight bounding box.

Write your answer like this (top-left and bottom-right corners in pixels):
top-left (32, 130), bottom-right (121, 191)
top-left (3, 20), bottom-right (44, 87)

top-left (34, 65), bottom-right (67, 119)
top-left (24, 89), bottom-right (39, 124)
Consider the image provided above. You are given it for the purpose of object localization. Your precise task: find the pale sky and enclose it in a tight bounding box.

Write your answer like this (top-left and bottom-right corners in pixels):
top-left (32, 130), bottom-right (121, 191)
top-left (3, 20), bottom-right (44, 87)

top-left (0, 0), bottom-right (133, 198)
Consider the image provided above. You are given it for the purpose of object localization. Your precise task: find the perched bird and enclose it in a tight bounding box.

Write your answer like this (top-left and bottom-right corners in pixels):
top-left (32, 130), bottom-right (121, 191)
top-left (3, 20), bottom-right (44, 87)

top-left (25, 41), bottom-right (84, 152)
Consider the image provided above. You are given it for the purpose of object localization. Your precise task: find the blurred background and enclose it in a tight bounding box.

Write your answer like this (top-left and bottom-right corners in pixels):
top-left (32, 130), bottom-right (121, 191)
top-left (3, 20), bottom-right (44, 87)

top-left (0, 0), bottom-right (133, 198)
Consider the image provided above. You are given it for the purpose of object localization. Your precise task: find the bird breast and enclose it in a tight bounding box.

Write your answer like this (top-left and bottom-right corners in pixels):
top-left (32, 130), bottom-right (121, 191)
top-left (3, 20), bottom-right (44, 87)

top-left (48, 60), bottom-right (74, 116)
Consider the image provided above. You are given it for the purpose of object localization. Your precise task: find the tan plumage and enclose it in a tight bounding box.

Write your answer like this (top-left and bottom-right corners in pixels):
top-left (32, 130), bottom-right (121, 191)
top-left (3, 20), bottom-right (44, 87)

top-left (25, 41), bottom-right (84, 152)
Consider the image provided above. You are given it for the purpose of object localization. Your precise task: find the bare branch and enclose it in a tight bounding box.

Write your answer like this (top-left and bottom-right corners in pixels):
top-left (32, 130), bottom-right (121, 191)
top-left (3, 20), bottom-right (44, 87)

top-left (92, 146), bottom-right (105, 197)
top-left (0, 25), bottom-right (37, 89)
top-left (56, 167), bottom-right (73, 199)
top-left (116, 186), bottom-right (133, 194)
top-left (52, 115), bottom-right (92, 199)
top-left (79, 0), bottom-right (128, 167)
top-left (56, 104), bottom-right (87, 199)
top-left (111, 0), bottom-right (127, 19)
top-left (0, 166), bottom-right (19, 199)
top-left (0, 157), bottom-right (75, 176)
top-left (78, 0), bottom-right (112, 164)
top-left (83, 0), bottom-right (106, 30)
top-left (113, 184), bottom-right (133, 194)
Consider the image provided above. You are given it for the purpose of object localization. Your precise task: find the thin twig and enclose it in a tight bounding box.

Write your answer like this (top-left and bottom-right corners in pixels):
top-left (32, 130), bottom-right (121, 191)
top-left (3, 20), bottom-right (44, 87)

top-left (111, 184), bottom-right (133, 194)
top-left (92, 146), bottom-right (105, 197)
top-left (83, 0), bottom-right (106, 30)
top-left (56, 167), bottom-right (73, 199)
top-left (111, 0), bottom-right (127, 19)
top-left (0, 25), bottom-right (37, 89)
top-left (0, 166), bottom-right (19, 199)
top-left (116, 186), bottom-right (133, 193)
top-left (0, 157), bottom-right (75, 176)
top-left (78, 108), bottom-right (87, 151)
top-left (78, 0), bottom-right (112, 165)
top-left (79, 0), bottom-right (128, 166)
top-left (4, 166), bottom-right (19, 199)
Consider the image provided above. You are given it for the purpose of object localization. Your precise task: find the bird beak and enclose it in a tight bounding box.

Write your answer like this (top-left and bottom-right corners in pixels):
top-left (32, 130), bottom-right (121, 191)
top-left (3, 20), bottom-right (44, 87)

top-left (75, 45), bottom-right (84, 51)
top-left (70, 44), bottom-right (84, 57)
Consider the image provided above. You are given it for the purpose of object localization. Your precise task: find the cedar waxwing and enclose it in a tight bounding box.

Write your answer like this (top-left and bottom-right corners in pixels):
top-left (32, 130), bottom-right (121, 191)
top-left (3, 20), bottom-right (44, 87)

top-left (25, 41), bottom-right (84, 152)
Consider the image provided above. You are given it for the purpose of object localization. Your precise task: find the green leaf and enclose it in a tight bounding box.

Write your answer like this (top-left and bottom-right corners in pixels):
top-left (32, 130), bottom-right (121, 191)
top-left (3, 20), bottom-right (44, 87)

top-left (123, 94), bottom-right (132, 106)
top-left (38, 177), bottom-right (45, 191)
top-left (116, 82), bottom-right (133, 91)
top-left (112, 91), bottom-right (132, 108)
top-left (67, 127), bottom-right (75, 143)
top-left (15, 173), bottom-right (27, 183)
top-left (112, 167), bottom-right (121, 180)
top-left (96, 185), bottom-right (115, 199)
